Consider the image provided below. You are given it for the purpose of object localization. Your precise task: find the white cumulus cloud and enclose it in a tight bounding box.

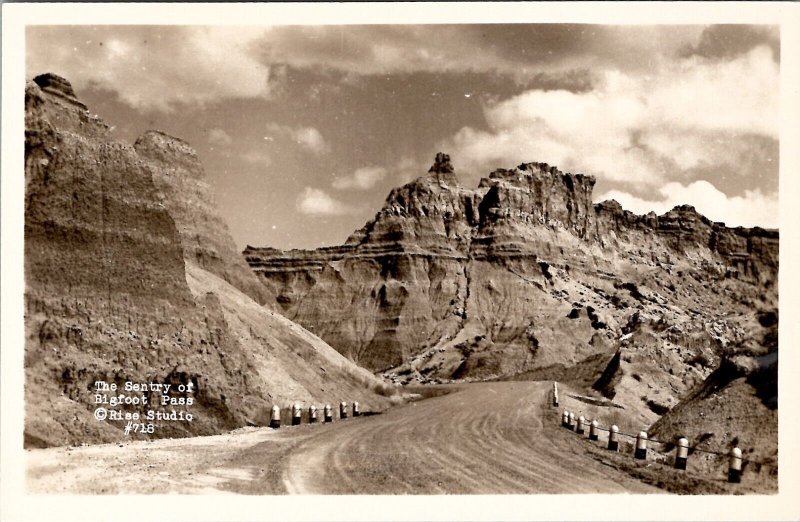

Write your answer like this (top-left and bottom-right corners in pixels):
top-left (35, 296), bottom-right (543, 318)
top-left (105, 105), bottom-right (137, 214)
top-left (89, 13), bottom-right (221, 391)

top-left (27, 26), bottom-right (271, 112)
top-left (332, 166), bottom-right (388, 190)
top-left (444, 46), bottom-right (778, 186)
top-left (292, 127), bottom-right (329, 154)
top-left (241, 150), bottom-right (272, 167)
top-left (208, 128), bottom-right (233, 146)
top-left (598, 181), bottom-right (778, 229)
top-left (264, 124), bottom-right (329, 155)
top-left (296, 187), bottom-right (351, 216)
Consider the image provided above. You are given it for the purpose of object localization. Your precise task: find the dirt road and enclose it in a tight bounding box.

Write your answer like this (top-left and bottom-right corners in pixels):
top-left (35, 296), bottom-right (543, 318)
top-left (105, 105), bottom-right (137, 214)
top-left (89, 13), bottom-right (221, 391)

top-left (27, 382), bottom-right (657, 494)
top-left (275, 381), bottom-right (655, 494)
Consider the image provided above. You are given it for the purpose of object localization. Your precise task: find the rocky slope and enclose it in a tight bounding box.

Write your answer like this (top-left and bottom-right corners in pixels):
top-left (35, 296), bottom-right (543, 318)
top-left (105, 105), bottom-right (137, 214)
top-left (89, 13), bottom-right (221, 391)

top-left (133, 129), bottom-right (274, 306)
top-left (245, 153), bottom-right (778, 426)
top-left (24, 73), bottom-right (391, 448)
top-left (647, 309), bottom-right (777, 475)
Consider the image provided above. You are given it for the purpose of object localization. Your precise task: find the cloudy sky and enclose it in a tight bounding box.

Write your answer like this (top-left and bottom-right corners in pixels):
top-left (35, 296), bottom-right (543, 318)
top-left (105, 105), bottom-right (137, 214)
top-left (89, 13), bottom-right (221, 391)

top-left (27, 25), bottom-right (779, 250)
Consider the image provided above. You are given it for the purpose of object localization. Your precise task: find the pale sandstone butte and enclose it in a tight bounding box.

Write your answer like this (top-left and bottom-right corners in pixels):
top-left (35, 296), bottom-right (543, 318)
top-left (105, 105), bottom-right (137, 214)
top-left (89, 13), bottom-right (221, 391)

top-left (25, 73), bottom-right (388, 448)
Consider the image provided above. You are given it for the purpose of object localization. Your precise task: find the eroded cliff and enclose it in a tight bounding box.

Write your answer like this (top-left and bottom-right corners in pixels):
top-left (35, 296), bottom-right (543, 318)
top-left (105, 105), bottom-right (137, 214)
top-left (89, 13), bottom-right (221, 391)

top-left (24, 73), bottom-right (390, 447)
top-left (245, 153), bottom-right (778, 423)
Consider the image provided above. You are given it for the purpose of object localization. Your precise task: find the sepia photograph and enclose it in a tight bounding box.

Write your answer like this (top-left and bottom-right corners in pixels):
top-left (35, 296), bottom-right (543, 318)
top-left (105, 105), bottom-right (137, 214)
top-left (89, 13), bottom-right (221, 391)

top-left (2, 2), bottom-right (800, 521)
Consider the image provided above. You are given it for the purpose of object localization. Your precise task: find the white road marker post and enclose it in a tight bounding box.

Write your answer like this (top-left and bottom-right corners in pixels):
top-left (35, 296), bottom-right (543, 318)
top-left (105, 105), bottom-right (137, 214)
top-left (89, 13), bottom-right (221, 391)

top-left (269, 405), bottom-right (281, 429)
top-left (562, 410), bottom-right (569, 428)
top-left (309, 405), bottom-right (318, 424)
top-left (576, 415), bottom-right (586, 435)
top-left (353, 401), bottom-right (360, 417)
top-left (608, 425), bottom-right (619, 451)
top-left (634, 431), bottom-right (648, 460)
top-left (589, 420), bottom-right (599, 441)
top-left (292, 403), bottom-right (302, 426)
top-left (728, 447), bottom-right (743, 483)
top-left (553, 382), bottom-right (559, 407)
top-left (324, 404), bottom-right (333, 423)
top-left (340, 401), bottom-right (348, 420)
top-left (568, 412), bottom-right (576, 430)
top-left (675, 437), bottom-right (689, 470)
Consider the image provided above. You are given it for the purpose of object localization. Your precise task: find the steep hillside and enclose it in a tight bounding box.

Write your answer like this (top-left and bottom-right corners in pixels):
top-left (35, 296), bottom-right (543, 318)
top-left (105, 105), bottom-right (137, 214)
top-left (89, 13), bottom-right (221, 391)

top-left (24, 73), bottom-right (390, 448)
top-left (133, 129), bottom-right (273, 306)
top-left (647, 310), bottom-right (778, 475)
top-left (245, 153), bottom-right (778, 423)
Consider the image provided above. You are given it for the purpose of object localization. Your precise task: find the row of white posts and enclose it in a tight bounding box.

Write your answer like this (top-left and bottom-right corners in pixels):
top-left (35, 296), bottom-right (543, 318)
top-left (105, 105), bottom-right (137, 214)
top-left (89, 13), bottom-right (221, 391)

top-left (270, 401), bottom-right (361, 429)
top-left (559, 405), bottom-right (743, 483)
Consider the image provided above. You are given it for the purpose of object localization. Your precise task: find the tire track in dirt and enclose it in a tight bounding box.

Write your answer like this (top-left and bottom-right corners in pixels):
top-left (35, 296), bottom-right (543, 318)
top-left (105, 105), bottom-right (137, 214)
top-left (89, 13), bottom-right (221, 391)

top-left (27, 382), bottom-right (658, 494)
top-left (277, 382), bottom-right (657, 494)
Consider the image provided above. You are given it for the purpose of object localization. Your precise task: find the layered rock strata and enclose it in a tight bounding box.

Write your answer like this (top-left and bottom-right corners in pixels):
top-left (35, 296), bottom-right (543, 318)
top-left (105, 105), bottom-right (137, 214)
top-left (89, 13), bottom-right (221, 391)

top-left (25, 73), bottom-right (389, 447)
top-left (245, 153), bottom-right (778, 395)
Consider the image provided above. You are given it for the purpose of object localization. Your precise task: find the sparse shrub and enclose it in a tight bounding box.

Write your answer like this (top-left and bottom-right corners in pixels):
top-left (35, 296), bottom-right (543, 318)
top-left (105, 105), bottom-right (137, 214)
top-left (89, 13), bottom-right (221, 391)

top-left (646, 399), bottom-right (670, 415)
top-left (620, 282), bottom-right (643, 300)
top-left (604, 409), bottom-right (632, 433)
top-left (538, 261), bottom-right (552, 280)
top-left (372, 381), bottom-right (399, 397)
top-left (688, 352), bottom-right (712, 368)
top-left (757, 310), bottom-right (778, 328)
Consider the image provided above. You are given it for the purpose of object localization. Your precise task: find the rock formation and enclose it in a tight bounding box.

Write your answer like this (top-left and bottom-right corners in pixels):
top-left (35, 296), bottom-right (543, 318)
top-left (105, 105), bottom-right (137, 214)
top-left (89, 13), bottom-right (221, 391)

top-left (24, 73), bottom-right (391, 448)
top-left (245, 153), bottom-right (778, 425)
top-left (133, 130), bottom-right (274, 306)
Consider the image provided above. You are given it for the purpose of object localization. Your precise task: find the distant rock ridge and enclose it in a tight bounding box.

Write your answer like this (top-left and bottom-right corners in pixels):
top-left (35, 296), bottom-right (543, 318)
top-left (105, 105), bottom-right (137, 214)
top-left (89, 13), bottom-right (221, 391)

top-left (245, 153), bottom-right (778, 379)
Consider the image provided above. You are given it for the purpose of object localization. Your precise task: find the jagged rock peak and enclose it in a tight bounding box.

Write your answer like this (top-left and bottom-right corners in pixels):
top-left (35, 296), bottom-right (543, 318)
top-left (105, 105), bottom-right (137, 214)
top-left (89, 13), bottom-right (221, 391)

top-left (134, 130), bottom-right (200, 164)
top-left (423, 152), bottom-right (460, 187)
top-left (481, 161), bottom-right (596, 201)
top-left (429, 152), bottom-right (454, 174)
top-left (518, 161), bottom-right (560, 175)
top-left (32, 72), bottom-right (86, 109)
top-left (486, 161), bottom-right (595, 182)
top-left (595, 199), bottom-right (624, 213)
top-left (669, 204), bottom-right (700, 214)
top-left (33, 73), bottom-right (76, 98)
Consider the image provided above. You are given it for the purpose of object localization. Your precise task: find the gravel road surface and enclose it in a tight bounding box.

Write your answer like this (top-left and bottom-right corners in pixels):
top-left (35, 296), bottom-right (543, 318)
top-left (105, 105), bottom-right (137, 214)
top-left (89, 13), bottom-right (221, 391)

top-left (27, 381), bottom-right (657, 494)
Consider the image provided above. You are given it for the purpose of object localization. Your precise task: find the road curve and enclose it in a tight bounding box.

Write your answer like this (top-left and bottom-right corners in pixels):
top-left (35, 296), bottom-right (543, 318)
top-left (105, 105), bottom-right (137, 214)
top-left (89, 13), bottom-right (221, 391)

top-left (266, 381), bottom-right (656, 494)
